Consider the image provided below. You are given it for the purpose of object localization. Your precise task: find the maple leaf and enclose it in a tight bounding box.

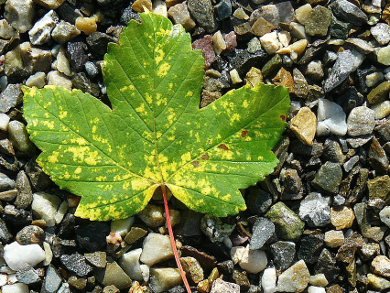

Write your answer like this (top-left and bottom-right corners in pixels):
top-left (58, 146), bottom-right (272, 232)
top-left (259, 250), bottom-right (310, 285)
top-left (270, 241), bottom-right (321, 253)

top-left (23, 12), bottom-right (290, 221)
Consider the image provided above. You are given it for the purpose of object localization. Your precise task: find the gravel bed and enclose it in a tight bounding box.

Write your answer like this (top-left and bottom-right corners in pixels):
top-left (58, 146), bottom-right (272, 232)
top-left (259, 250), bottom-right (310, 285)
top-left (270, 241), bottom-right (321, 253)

top-left (1, 0), bottom-right (390, 292)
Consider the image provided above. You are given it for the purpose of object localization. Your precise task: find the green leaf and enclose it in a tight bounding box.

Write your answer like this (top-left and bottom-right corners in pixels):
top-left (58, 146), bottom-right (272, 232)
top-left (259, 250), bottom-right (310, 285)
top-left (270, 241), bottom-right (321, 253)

top-left (23, 12), bottom-right (290, 221)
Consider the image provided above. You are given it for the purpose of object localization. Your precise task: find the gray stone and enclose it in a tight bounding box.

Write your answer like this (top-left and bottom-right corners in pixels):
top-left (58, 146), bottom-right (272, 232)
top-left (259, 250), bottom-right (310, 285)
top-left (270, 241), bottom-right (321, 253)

top-left (343, 155), bottom-right (359, 172)
top-left (187, 0), bottom-right (218, 33)
top-left (67, 42), bottom-right (89, 71)
top-left (14, 170), bottom-right (33, 209)
top-left (304, 60), bottom-right (324, 81)
top-left (347, 106), bottom-right (375, 136)
top-left (72, 73), bottom-right (100, 97)
top-left (168, 3), bottom-right (196, 31)
top-left (210, 278), bottom-right (240, 293)
top-left (52, 20), bottom-right (81, 44)
top-left (329, 0), bottom-right (368, 26)
top-left (60, 253), bottom-right (93, 277)
top-left (304, 6), bottom-right (332, 37)
top-left (28, 10), bottom-right (59, 45)
top-left (246, 188), bottom-right (272, 215)
top-left (0, 218), bottom-right (13, 243)
top-left (369, 137), bottom-right (389, 174)
top-left (42, 265), bottom-right (62, 293)
top-left (25, 72), bottom-right (46, 89)
top-left (215, 0), bottom-right (232, 20)
top-left (0, 84), bottom-right (23, 113)
top-left (297, 234), bottom-right (324, 264)
top-left (314, 249), bottom-right (339, 282)
top-left (323, 50), bottom-right (338, 65)
top-left (86, 32), bottom-right (116, 55)
top-left (250, 217), bottom-right (275, 250)
top-left (280, 168), bottom-right (302, 200)
top-left (299, 193), bottom-right (331, 227)
top-left (4, 46), bottom-right (28, 81)
top-left (8, 120), bottom-right (35, 153)
top-left (265, 202), bottom-right (304, 241)
top-left (100, 262), bottom-right (131, 290)
top-left (16, 265), bottom-right (41, 284)
top-left (249, 2), bottom-right (294, 30)
top-left (317, 99), bottom-right (347, 137)
top-left (293, 68), bottom-right (309, 98)
top-left (270, 241), bottom-right (296, 271)
top-left (85, 251), bottom-right (107, 268)
top-left (312, 162), bottom-right (342, 194)
top-left (322, 139), bottom-right (345, 163)
top-left (0, 172), bottom-right (15, 191)
top-left (345, 38), bottom-right (374, 54)
top-left (323, 49), bottom-right (365, 93)
top-left (20, 42), bottom-right (52, 73)
top-left (371, 23), bottom-right (390, 45)
top-left (5, 0), bottom-right (35, 33)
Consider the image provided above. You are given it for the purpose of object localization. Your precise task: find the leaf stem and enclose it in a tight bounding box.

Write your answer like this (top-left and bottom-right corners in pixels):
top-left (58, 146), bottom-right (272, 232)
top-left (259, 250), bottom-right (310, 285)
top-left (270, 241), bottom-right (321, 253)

top-left (161, 185), bottom-right (192, 293)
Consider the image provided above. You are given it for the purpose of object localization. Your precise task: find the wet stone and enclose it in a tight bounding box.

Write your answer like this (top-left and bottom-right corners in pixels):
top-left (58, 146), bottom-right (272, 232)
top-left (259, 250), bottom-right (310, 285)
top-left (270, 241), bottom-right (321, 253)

top-left (60, 253), bottom-right (93, 277)
top-left (297, 234), bottom-right (324, 264)
top-left (0, 173), bottom-right (15, 191)
top-left (329, 0), bottom-right (368, 26)
top-left (265, 202), bottom-right (304, 241)
top-left (299, 193), bottom-right (331, 227)
top-left (187, 0), bottom-right (218, 33)
top-left (250, 217), bottom-right (275, 250)
top-left (312, 162), bottom-right (342, 194)
top-left (304, 6), bottom-right (332, 37)
top-left (16, 225), bottom-right (44, 245)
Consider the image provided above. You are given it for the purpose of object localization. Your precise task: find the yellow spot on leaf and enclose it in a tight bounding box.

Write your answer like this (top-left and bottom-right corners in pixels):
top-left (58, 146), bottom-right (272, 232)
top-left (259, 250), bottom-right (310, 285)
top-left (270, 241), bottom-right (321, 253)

top-left (48, 151), bottom-right (60, 164)
top-left (155, 47), bottom-right (165, 64)
top-left (157, 62), bottom-right (171, 77)
top-left (74, 167), bottom-right (82, 174)
top-left (59, 111), bottom-right (68, 119)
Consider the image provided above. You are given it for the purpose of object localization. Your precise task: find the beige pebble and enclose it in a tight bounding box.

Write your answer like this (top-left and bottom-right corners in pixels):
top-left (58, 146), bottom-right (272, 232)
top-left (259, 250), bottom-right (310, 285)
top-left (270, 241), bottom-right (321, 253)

top-left (367, 273), bottom-right (390, 290)
top-left (290, 107), bottom-right (316, 146)
top-left (330, 206), bottom-right (355, 230)
top-left (245, 67), bottom-right (263, 87)
top-left (309, 274), bottom-right (328, 287)
top-left (212, 31), bottom-right (226, 55)
top-left (324, 230), bottom-right (344, 248)
top-left (260, 31), bottom-right (282, 55)
top-left (372, 100), bottom-right (390, 119)
top-left (75, 16), bottom-right (97, 35)
top-left (372, 255), bottom-right (390, 278)
top-left (295, 3), bottom-right (312, 24)
top-left (132, 0), bottom-right (153, 12)
top-left (230, 69), bottom-right (242, 84)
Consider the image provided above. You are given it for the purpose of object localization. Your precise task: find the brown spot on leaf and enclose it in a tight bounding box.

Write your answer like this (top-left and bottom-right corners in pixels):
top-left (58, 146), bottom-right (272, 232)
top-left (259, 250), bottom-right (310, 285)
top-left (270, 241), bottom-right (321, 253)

top-left (201, 154), bottom-right (209, 160)
top-left (280, 115), bottom-right (286, 121)
top-left (192, 161), bottom-right (199, 167)
top-left (218, 144), bottom-right (229, 150)
top-left (241, 130), bottom-right (248, 137)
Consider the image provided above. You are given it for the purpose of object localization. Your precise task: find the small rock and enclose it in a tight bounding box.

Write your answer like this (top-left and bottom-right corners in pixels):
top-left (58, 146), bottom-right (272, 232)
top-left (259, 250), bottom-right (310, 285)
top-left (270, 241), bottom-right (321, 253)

top-left (26, 72), bottom-right (46, 88)
top-left (347, 106), bottom-right (375, 136)
top-left (314, 249), bottom-right (340, 282)
top-left (299, 193), bottom-right (331, 227)
top-left (180, 256), bottom-right (203, 284)
top-left (230, 245), bottom-right (267, 274)
top-left (8, 120), bottom-right (35, 153)
top-left (309, 274), bottom-right (328, 287)
top-left (210, 278), bottom-right (240, 293)
top-left (20, 42), bottom-right (52, 73)
top-left (336, 232), bottom-right (363, 263)
top-left (16, 225), bottom-right (44, 245)
top-left (140, 233), bottom-right (173, 266)
top-left (345, 38), bottom-right (374, 55)
top-left (32, 192), bottom-right (61, 227)
top-left (67, 41), bottom-right (89, 71)
top-left (192, 35), bottom-right (215, 69)
top-left (47, 71), bottom-right (72, 91)
top-left (0, 218), bottom-right (12, 244)
top-left (316, 99), bottom-right (347, 137)
top-left (366, 71), bottom-right (384, 88)
top-left (53, 46), bottom-right (72, 77)
top-left (265, 202), bottom-right (304, 241)
top-left (308, 286), bottom-right (326, 293)
top-left (290, 107), bottom-right (316, 146)
top-left (329, 0), bottom-right (368, 26)
top-left (304, 60), bottom-right (324, 81)
top-left (261, 54), bottom-right (282, 79)
top-left (68, 276), bottom-right (87, 290)
top-left (0, 19), bottom-right (15, 39)
top-left (311, 162), bottom-right (342, 194)
top-left (215, 0), bottom-right (232, 20)
top-left (16, 265), bottom-right (42, 284)
top-left (295, 4), bottom-right (312, 24)
top-left (149, 267), bottom-right (182, 293)
top-left (76, 222), bottom-right (110, 252)
top-left (4, 241), bottom-right (46, 270)
top-left (250, 2), bottom-right (294, 29)
top-left (297, 234), bottom-right (324, 264)
top-left (324, 230), bottom-right (344, 248)
top-left (270, 241), bottom-right (296, 270)
top-left (330, 206), bottom-right (355, 230)
top-left (323, 49), bottom-right (364, 93)
top-left (377, 44), bottom-right (390, 66)
top-left (85, 251), bottom-right (107, 268)
top-left (0, 113), bottom-right (10, 131)
top-left (0, 84), bottom-right (23, 113)
top-left (293, 68), bottom-right (309, 98)
top-left (355, 202), bottom-right (385, 242)
top-left (304, 6), bottom-right (332, 37)
top-left (380, 206), bottom-right (390, 227)
top-left (2, 283), bottom-right (29, 293)
top-left (75, 16), bottom-right (97, 35)
top-left (367, 81), bottom-right (390, 105)
top-left (323, 139), bottom-right (345, 163)
top-left (232, 270), bottom-right (250, 290)
top-left (5, 0), bottom-right (35, 33)
top-left (60, 253), bottom-right (92, 277)
top-left (371, 23), bottom-right (390, 45)
top-left (132, 0), bottom-right (152, 12)
top-left (260, 32), bottom-right (282, 55)
top-left (367, 273), bottom-right (390, 291)
top-left (119, 248), bottom-right (146, 281)
top-left (230, 69), bottom-right (242, 84)
top-left (360, 242), bottom-right (380, 260)
top-left (372, 100), bottom-right (390, 119)
top-left (250, 217), bottom-right (275, 250)
top-left (52, 20), bottom-right (81, 44)
top-left (187, 0), bottom-right (218, 33)
top-left (262, 267), bottom-right (277, 293)
top-left (369, 137), bottom-right (389, 173)
top-left (168, 3), bottom-right (195, 31)
top-left (41, 265), bottom-right (62, 293)
top-left (276, 260), bottom-right (310, 292)
top-left (100, 262), bottom-right (131, 290)
top-left (251, 17), bottom-right (274, 37)
top-left (372, 255), bottom-right (390, 278)
top-left (272, 68), bottom-right (294, 94)
top-left (28, 10), bottom-right (59, 45)
top-left (244, 67), bottom-right (263, 87)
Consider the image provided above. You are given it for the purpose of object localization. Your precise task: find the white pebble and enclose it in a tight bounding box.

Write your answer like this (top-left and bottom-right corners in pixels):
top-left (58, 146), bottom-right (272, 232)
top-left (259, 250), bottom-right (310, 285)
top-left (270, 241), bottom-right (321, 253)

top-left (230, 245), bottom-right (267, 274)
top-left (119, 248), bottom-right (145, 281)
top-left (379, 206), bottom-right (390, 227)
top-left (2, 283), bottom-right (29, 293)
top-left (0, 113), bottom-right (10, 131)
top-left (32, 192), bottom-right (61, 226)
top-left (316, 99), bottom-right (347, 136)
top-left (308, 286), bottom-right (326, 293)
top-left (55, 201), bottom-right (68, 224)
top-left (0, 273), bottom-right (8, 286)
top-left (111, 217), bottom-right (134, 237)
top-left (43, 241), bottom-right (53, 266)
top-left (262, 267), bottom-right (277, 293)
top-left (230, 69), bottom-right (242, 84)
top-left (4, 241), bottom-right (46, 271)
top-left (276, 260), bottom-right (310, 292)
top-left (28, 10), bottom-right (59, 45)
top-left (309, 274), bottom-right (328, 287)
top-left (260, 32), bottom-right (282, 55)
top-left (140, 233), bottom-right (174, 266)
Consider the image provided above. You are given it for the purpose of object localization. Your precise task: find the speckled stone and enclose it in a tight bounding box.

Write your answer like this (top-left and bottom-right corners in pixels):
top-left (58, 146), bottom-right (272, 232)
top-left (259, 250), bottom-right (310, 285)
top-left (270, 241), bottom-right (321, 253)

top-left (290, 107), bottom-right (316, 146)
top-left (304, 6), bottom-right (332, 37)
top-left (276, 260), bottom-right (310, 292)
top-left (347, 106), bottom-right (375, 136)
top-left (330, 206), bottom-right (355, 230)
top-left (372, 255), bottom-right (390, 278)
top-left (311, 162), bottom-right (343, 194)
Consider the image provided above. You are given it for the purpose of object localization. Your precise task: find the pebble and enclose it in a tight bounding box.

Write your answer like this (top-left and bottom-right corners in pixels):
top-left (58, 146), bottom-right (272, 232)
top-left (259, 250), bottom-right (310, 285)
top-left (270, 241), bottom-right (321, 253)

top-left (314, 249), bottom-right (340, 283)
top-left (52, 20), bottom-right (81, 44)
top-left (345, 38), bottom-right (374, 55)
top-left (16, 225), bottom-right (45, 245)
top-left (20, 42), bottom-right (52, 73)
top-left (323, 139), bottom-right (344, 163)
top-left (149, 268), bottom-right (182, 293)
top-left (250, 217), bottom-right (275, 250)
top-left (367, 273), bottom-right (390, 290)
top-left (192, 35), bottom-right (215, 69)
top-left (2, 283), bottom-right (29, 293)
top-left (262, 54), bottom-right (282, 78)
top-left (140, 233), bottom-right (174, 266)
top-left (316, 99), bottom-right (347, 136)
top-left (251, 17), bottom-right (274, 37)
top-left (67, 42), bottom-right (88, 71)
top-left (259, 32), bottom-right (282, 55)
top-left (215, 0), bottom-right (232, 20)
top-left (101, 262), bottom-right (131, 290)
top-left (132, 0), bottom-right (152, 12)
top-left (371, 23), bottom-right (390, 45)
top-left (265, 202), bottom-right (304, 241)
top-left (272, 68), bottom-right (294, 94)
top-left (29, 10), bottom-right (59, 45)
top-left (308, 286), bottom-right (326, 293)
top-left (377, 44), bottom-right (390, 66)
top-left (4, 241), bottom-right (46, 270)
top-left (372, 100), bottom-right (390, 119)
top-left (0, 218), bottom-right (12, 243)
top-left (270, 241), bottom-right (296, 270)
top-left (250, 2), bottom-right (294, 29)
top-left (8, 120), bottom-right (35, 153)
top-left (380, 206), bottom-right (390, 227)
top-left (32, 192), bottom-right (61, 227)
top-left (330, 206), bottom-right (355, 230)
top-left (4, 0), bottom-right (35, 33)
top-left (312, 162), bottom-right (343, 194)
top-left (0, 84), bottom-right (23, 113)
top-left (276, 260), bottom-right (310, 292)
top-left (369, 137), bottom-right (389, 174)
top-left (355, 202), bottom-right (385, 242)
top-left (299, 193), bottom-right (331, 227)
top-left (47, 71), bottom-right (72, 90)
top-left (323, 49), bottom-right (364, 93)
top-left (0, 113), bottom-right (10, 131)
top-left (347, 106), bottom-right (375, 136)
top-left (372, 255), bottom-right (390, 278)
top-left (26, 72), bottom-right (46, 88)
top-left (262, 267), bottom-right (277, 293)
top-left (85, 251), bottom-right (106, 268)
top-left (119, 248), bottom-right (147, 281)
top-left (309, 274), bottom-right (328, 287)
top-left (295, 4), bottom-right (312, 24)
top-left (41, 265), bottom-right (62, 293)
top-left (366, 71), bottom-right (384, 88)
top-left (168, 3), bottom-right (195, 31)
top-left (75, 16), bottom-right (97, 35)
top-left (180, 256), bottom-right (203, 284)
top-left (187, 0), bottom-right (218, 33)
top-left (230, 245), bottom-right (267, 274)
top-left (290, 107), bottom-right (316, 146)
top-left (293, 68), bottom-right (309, 98)
top-left (297, 234), bottom-right (324, 264)
top-left (304, 60), bottom-right (324, 81)
top-left (324, 230), bottom-right (344, 248)
top-left (329, 0), bottom-right (368, 26)
top-left (210, 278), bottom-right (240, 293)
top-left (304, 6), bottom-right (332, 37)
top-left (76, 222), bottom-right (109, 252)
top-left (0, 19), bottom-right (16, 39)
top-left (60, 253), bottom-right (92, 277)
top-left (16, 266), bottom-right (42, 284)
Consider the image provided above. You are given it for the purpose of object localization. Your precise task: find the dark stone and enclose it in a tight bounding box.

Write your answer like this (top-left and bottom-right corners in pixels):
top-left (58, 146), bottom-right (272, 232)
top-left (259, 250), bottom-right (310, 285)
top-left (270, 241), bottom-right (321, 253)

top-left (280, 168), bottom-right (302, 200)
top-left (270, 241), bottom-right (296, 271)
top-left (311, 161), bottom-right (343, 194)
top-left (67, 42), bottom-right (89, 71)
top-left (314, 248), bottom-right (340, 282)
top-left (0, 173), bottom-right (14, 191)
top-left (187, 0), bottom-right (218, 33)
top-left (25, 160), bottom-right (51, 191)
top-left (86, 32), bottom-right (116, 56)
top-left (246, 188), bottom-right (272, 215)
top-left (226, 49), bottom-right (267, 77)
top-left (215, 0), bottom-right (232, 21)
top-left (68, 276), bottom-right (87, 290)
top-left (329, 15), bottom-right (352, 39)
top-left (232, 270), bottom-right (250, 290)
top-left (261, 54), bottom-right (282, 79)
top-left (250, 217), bottom-right (275, 250)
top-left (60, 253), bottom-right (93, 277)
top-left (14, 170), bottom-right (33, 209)
top-left (0, 218), bottom-right (12, 243)
top-left (3, 205), bottom-right (32, 231)
top-left (356, 66), bottom-right (377, 94)
top-left (57, 3), bottom-right (83, 24)
top-left (323, 50), bottom-right (338, 65)
top-left (323, 139), bottom-right (345, 163)
top-left (72, 73), bottom-right (100, 97)
top-left (329, 0), bottom-right (368, 26)
top-left (76, 222), bottom-right (110, 252)
top-left (297, 234), bottom-right (324, 264)
top-left (0, 84), bottom-right (23, 113)
top-left (297, 38), bottom-right (328, 65)
top-left (120, 6), bottom-right (141, 25)
top-left (338, 87), bottom-right (364, 113)
top-left (290, 140), bottom-right (323, 157)
top-left (0, 153), bottom-right (19, 172)
top-left (175, 210), bottom-right (203, 237)
top-left (181, 246), bottom-right (217, 274)
top-left (42, 265), bottom-right (62, 293)
top-left (16, 225), bottom-right (45, 245)
top-left (58, 213), bottom-right (76, 239)
top-left (336, 232), bottom-right (363, 263)
top-left (217, 260), bottom-right (234, 275)
top-left (369, 137), bottom-right (389, 174)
